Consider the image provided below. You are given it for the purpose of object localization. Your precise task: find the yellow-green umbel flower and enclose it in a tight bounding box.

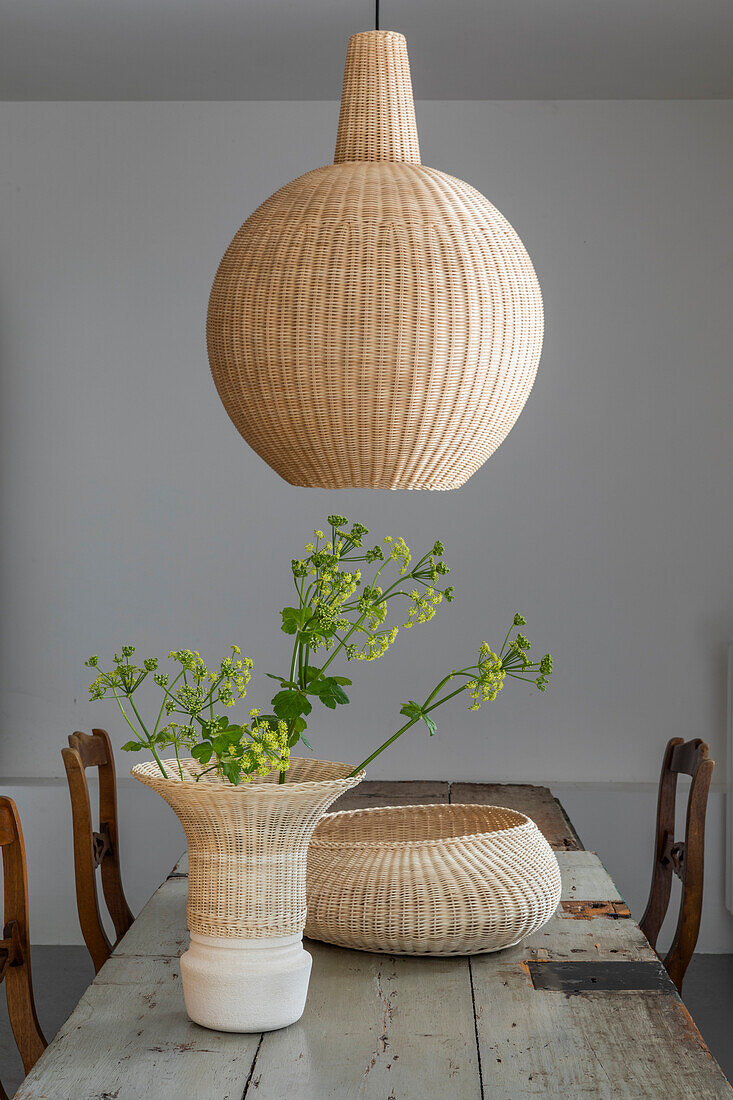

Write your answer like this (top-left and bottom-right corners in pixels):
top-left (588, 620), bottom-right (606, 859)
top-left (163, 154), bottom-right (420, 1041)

top-left (466, 643), bottom-right (506, 709)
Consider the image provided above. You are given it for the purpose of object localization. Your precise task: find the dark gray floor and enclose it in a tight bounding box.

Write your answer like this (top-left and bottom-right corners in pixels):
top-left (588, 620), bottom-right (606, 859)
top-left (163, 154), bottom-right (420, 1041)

top-left (0, 950), bottom-right (730, 1096)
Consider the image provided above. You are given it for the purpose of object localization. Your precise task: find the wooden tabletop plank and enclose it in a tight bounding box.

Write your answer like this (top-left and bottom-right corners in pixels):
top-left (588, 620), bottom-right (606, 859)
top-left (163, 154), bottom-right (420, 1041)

top-left (471, 960), bottom-right (731, 1099)
top-left (557, 850), bottom-right (621, 902)
top-left (470, 849), bottom-right (731, 1098)
top-left (451, 782), bottom-right (583, 850)
top-left (15, 956), bottom-right (260, 1100)
top-left (114, 876), bottom-right (189, 958)
top-left (331, 779), bottom-right (450, 812)
top-left (248, 942), bottom-right (481, 1100)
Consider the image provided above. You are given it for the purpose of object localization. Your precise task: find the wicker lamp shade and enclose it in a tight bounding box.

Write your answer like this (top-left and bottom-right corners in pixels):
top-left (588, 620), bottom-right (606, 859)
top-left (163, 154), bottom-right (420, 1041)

top-left (207, 31), bottom-right (543, 490)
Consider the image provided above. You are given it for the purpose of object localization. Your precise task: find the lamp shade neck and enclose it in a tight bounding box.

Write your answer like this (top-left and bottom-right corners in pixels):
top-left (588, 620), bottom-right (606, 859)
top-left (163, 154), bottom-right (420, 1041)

top-left (334, 30), bottom-right (421, 164)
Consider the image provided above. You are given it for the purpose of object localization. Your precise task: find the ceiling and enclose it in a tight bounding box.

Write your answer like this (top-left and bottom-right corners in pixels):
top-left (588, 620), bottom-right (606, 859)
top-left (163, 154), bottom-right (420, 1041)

top-left (2, 0), bottom-right (732, 100)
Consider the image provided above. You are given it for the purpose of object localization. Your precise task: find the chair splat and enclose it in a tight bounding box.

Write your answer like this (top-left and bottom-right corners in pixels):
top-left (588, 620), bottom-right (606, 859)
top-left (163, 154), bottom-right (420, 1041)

top-left (640, 737), bottom-right (714, 992)
top-left (62, 729), bottom-right (134, 973)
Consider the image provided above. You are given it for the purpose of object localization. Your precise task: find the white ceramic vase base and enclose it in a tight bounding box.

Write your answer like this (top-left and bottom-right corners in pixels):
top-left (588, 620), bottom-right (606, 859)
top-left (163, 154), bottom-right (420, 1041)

top-left (180, 932), bottom-right (312, 1033)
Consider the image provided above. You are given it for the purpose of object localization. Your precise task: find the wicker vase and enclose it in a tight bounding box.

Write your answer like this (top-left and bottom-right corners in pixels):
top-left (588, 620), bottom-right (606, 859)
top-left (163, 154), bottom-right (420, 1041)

top-left (132, 757), bottom-right (363, 1032)
top-left (306, 804), bottom-right (561, 955)
top-left (207, 30), bottom-right (543, 490)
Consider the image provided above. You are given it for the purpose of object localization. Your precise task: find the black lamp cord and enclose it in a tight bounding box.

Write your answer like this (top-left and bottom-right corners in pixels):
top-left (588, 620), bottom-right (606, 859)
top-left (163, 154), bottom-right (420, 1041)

top-left (375, 0), bottom-right (380, 31)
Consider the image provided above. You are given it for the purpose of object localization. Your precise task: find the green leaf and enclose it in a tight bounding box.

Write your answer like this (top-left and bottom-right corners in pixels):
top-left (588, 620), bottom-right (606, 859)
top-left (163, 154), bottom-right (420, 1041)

top-left (300, 734), bottom-right (313, 750)
top-left (222, 760), bottom-right (241, 786)
top-left (325, 679), bottom-right (349, 705)
top-left (292, 716), bottom-right (308, 734)
top-left (400, 701), bottom-right (422, 721)
top-left (271, 690), bottom-right (312, 721)
top-left (280, 607), bottom-right (300, 635)
top-left (280, 606), bottom-right (313, 635)
top-left (265, 672), bottom-right (296, 686)
top-left (121, 740), bottom-right (144, 752)
top-left (423, 715), bottom-right (437, 737)
top-left (191, 742), bottom-right (213, 764)
top-left (399, 701), bottom-right (436, 737)
top-left (308, 677), bottom-right (350, 709)
top-left (303, 665), bottom-right (351, 686)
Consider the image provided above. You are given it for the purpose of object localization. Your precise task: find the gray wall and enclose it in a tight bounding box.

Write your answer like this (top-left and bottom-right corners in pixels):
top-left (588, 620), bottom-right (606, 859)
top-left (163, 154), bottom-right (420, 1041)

top-left (1, 100), bottom-right (732, 947)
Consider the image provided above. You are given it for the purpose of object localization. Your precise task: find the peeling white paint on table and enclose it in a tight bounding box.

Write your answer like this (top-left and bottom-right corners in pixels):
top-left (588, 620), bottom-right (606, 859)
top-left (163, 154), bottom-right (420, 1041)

top-left (15, 785), bottom-right (732, 1099)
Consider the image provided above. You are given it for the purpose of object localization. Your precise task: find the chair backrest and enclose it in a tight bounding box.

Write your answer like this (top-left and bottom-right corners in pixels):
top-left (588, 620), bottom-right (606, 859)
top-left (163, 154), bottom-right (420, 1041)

top-left (61, 729), bottom-right (134, 973)
top-left (640, 737), bottom-right (714, 991)
top-left (0, 797), bottom-right (46, 1100)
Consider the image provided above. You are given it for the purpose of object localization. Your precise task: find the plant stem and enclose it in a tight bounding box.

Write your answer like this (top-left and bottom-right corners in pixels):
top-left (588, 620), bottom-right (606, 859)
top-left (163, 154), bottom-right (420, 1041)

top-left (318, 610), bottom-right (368, 676)
top-left (152, 670), bottom-right (184, 734)
top-left (111, 691), bottom-right (146, 744)
top-left (424, 685), bottom-right (467, 712)
top-left (347, 676), bottom-right (473, 777)
top-left (349, 715), bottom-right (419, 776)
top-left (112, 690), bottom-right (168, 778)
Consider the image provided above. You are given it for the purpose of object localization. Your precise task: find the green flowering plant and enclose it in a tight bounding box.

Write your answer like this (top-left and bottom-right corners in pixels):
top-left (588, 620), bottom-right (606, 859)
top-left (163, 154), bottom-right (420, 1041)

top-left (85, 646), bottom-right (290, 785)
top-left (86, 516), bottom-right (552, 785)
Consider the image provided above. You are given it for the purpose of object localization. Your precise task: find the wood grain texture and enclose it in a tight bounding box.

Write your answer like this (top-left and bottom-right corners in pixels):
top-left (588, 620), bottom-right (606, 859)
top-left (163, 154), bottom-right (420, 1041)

top-left (331, 780), bottom-right (450, 812)
top-left (471, 963), bottom-right (731, 1098)
top-left (0, 797), bottom-right (46, 1098)
top-left (451, 782), bottom-right (582, 850)
top-left (113, 877), bottom-right (189, 958)
top-left (471, 849), bottom-right (732, 1098)
top-left (15, 956), bottom-right (260, 1100)
top-left (62, 728), bottom-right (134, 973)
top-left (557, 851), bottom-right (622, 902)
top-left (250, 941), bottom-right (481, 1099)
top-left (640, 737), bottom-right (714, 991)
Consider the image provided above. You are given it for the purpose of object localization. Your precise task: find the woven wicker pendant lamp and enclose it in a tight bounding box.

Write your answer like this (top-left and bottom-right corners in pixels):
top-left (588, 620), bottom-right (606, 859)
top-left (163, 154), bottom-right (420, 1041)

top-left (207, 30), bottom-right (543, 490)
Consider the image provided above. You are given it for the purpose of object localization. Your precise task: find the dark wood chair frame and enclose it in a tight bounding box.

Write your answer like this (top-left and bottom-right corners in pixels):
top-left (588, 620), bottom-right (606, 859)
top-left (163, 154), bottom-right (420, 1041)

top-left (640, 737), bottom-right (714, 992)
top-left (62, 729), bottom-right (134, 973)
top-left (0, 796), bottom-right (46, 1100)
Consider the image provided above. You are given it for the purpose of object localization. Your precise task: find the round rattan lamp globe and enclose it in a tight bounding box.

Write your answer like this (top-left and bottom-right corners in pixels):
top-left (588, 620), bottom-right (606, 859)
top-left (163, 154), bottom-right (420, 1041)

top-left (207, 31), bottom-right (543, 490)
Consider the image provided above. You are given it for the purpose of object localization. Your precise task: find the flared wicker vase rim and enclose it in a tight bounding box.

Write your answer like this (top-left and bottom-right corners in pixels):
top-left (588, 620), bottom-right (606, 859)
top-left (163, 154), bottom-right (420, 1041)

top-left (131, 756), bottom-right (363, 795)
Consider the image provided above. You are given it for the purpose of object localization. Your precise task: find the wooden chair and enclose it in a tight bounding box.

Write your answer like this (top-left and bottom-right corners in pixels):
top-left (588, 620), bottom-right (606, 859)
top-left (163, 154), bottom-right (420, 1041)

top-left (62, 729), bottom-right (134, 973)
top-left (640, 737), bottom-right (714, 992)
top-left (0, 797), bottom-right (46, 1100)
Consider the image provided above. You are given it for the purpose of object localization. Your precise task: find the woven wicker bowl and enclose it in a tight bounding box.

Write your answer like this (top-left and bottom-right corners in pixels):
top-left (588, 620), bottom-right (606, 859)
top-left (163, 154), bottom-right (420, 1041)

top-left (305, 804), bottom-right (561, 955)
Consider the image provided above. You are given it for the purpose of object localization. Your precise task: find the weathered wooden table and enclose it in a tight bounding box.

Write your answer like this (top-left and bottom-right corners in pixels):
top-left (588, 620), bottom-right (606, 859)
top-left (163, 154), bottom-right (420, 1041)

top-left (17, 782), bottom-right (732, 1099)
